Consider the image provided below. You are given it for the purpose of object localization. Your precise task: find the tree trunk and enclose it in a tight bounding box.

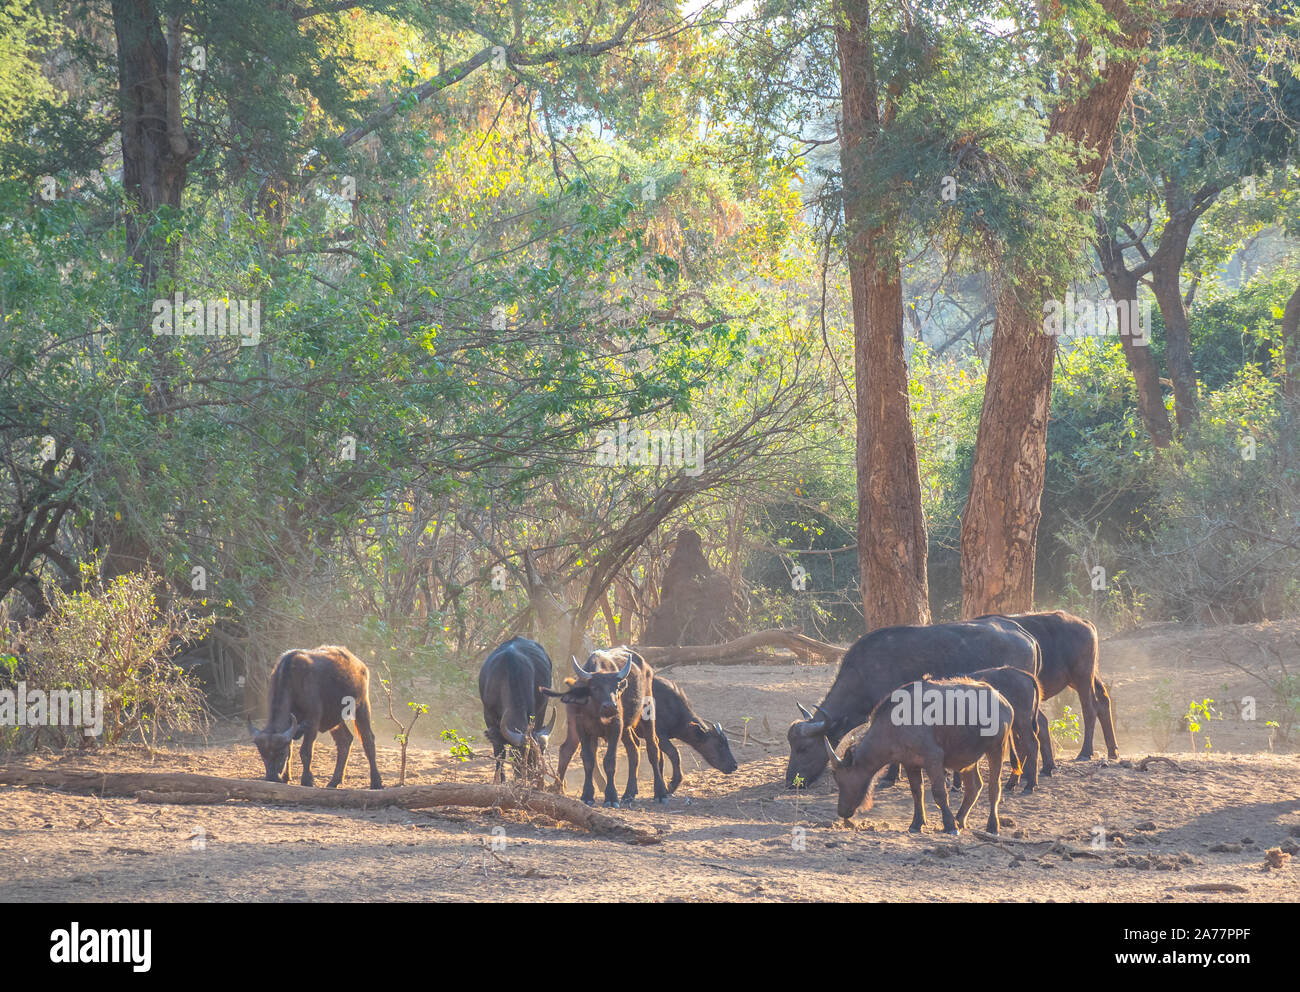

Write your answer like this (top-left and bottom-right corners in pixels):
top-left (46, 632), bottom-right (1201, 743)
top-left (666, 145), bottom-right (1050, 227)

top-left (106, 2), bottom-right (198, 581)
top-left (1149, 210), bottom-right (1200, 428)
top-left (1281, 280), bottom-right (1300, 465)
top-left (961, 7), bottom-right (1148, 617)
top-left (837, 0), bottom-right (931, 629)
top-left (1096, 232), bottom-right (1173, 447)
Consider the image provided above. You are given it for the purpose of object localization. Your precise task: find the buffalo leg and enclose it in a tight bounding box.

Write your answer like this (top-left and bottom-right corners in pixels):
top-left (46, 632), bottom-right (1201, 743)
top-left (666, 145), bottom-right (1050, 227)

top-left (1074, 677), bottom-right (1100, 760)
top-left (556, 719), bottom-right (579, 789)
top-left (578, 735), bottom-right (598, 805)
top-left (905, 766), bottom-right (926, 833)
top-left (985, 740), bottom-right (1005, 833)
top-left (620, 726), bottom-right (641, 804)
top-left (1095, 678), bottom-right (1119, 759)
top-left (639, 720), bottom-right (670, 803)
top-left (881, 762), bottom-right (900, 787)
top-left (659, 737), bottom-right (683, 794)
top-left (954, 765), bottom-right (982, 829)
top-left (326, 723), bottom-right (353, 788)
top-left (927, 759), bottom-right (958, 834)
top-left (601, 725), bottom-right (621, 807)
top-left (354, 702), bottom-right (383, 788)
top-left (1036, 710), bottom-right (1055, 775)
top-left (1012, 723), bottom-right (1038, 794)
top-left (298, 728), bottom-right (317, 788)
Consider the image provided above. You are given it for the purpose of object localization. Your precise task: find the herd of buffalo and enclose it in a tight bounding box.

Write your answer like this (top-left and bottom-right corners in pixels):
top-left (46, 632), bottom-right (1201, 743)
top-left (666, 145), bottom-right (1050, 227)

top-left (248, 609), bottom-right (1118, 835)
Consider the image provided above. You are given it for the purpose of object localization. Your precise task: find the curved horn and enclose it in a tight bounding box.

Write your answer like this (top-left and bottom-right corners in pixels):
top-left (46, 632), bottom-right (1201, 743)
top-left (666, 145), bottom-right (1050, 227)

top-left (499, 714), bottom-right (526, 748)
top-left (279, 715), bottom-right (298, 742)
top-left (714, 722), bottom-right (725, 738)
top-left (247, 718), bottom-right (262, 738)
top-left (814, 703), bottom-right (832, 721)
top-left (537, 708), bottom-right (557, 737)
top-left (824, 736), bottom-right (844, 771)
top-left (571, 655), bottom-right (593, 680)
top-left (614, 653), bottom-right (633, 681)
top-left (796, 701), bottom-right (815, 721)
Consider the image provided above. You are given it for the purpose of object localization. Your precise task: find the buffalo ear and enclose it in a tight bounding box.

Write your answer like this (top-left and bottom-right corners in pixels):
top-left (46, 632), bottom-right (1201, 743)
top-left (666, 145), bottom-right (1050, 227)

top-left (542, 686), bottom-right (588, 703)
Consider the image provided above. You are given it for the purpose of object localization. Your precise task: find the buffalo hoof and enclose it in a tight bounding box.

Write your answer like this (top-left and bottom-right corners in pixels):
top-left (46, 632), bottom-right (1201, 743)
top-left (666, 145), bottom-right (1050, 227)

top-left (1021, 784), bottom-right (1035, 795)
top-left (582, 798), bottom-right (595, 807)
top-left (325, 780), bottom-right (340, 789)
top-left (943, 827), bottom-right (959, 836)
top-left (654, 796), bottom-right (669, 805)
top-left (369, 780), bottom-right (383, 790)
top-left (1107, 751), bottom-right (1119, 760)
top-left (603, 799), bottom-right (620, 809)
top-left (1074, 752), bottom-right (1093, 762)
top-left (908, 823), bottom-right (924, 834)
top-left (301, 775), bottom-right (314, 788)
top-left (1041, 766), bottom-right (1054, 777)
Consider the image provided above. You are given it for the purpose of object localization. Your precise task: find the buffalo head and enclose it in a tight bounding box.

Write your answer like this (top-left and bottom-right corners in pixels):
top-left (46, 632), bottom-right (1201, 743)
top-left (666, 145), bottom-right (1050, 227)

top-left (542, 653), bottom-right (634, 723)
top-left (695, 721), bottom-right (739, 773)
top-left (785, 701), bottom-right (833, 788)
top-left (248, 715), bottom-right (300, 783)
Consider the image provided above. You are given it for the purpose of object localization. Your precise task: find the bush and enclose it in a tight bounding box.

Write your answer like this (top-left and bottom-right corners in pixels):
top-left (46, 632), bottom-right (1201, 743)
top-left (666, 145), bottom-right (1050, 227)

top-left (1, 566), bottom-right (212, 754)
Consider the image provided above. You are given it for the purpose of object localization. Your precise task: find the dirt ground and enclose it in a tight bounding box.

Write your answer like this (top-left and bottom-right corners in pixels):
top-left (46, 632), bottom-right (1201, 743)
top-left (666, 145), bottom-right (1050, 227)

top-left (2, 620), bottom-right (1299, 902)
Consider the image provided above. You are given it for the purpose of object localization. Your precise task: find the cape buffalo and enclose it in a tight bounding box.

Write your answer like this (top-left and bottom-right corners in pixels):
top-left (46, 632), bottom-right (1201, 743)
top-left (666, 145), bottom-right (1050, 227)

top-left (968, 666), bottom-right (1042, 793)
top-left (546, 648), bottom-right (670, 807)
top-left (825, 675), bottom-right (1018, 835)
top-left (785, 617), bottom-right (1039, 789)
top-left (248, 645), bottom-right (382, 789)
top-left (650, 675), bottom-right (738, 793)
top-left (478, 636), bottom-right (557, 784)
top-left (992, 611), bottom-right (1118, 761)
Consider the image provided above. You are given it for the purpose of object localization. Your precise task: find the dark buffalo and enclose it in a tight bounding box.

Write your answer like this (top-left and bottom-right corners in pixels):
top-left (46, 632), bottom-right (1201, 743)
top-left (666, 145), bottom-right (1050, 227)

top-left (650, 676), bottom-right (738, 793)
top-left (786, 617), bottom-right (1039, 789)
top-left (546, 648), bottom-right (670, 807)
top-left (477, 636), bottom-right (557, 784)
top-left (992, 611), bottom-right (1118, 760)
top-left (968, 666), bottom-right (1042, 793)
top-left (248, 645), bottom-right (382, 789)
top-left (825, 675), bottom-right (1018, 834)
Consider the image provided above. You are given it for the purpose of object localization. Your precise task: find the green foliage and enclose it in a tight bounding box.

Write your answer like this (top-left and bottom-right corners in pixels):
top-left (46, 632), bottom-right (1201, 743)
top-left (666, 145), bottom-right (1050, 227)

top-left (440, 728), bottom-right (475, 763)
top-left (1, 567), bottom-right (211, 754)
top-left (1050, 706), bottom-right (1083, 749)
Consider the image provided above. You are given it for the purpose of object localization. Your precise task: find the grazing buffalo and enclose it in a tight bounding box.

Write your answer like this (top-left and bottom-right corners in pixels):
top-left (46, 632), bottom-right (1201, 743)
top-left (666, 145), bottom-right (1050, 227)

top-left (825, 675), bottom-right (1018, 835)
top-left (477, 636), bottom-right (557, 784)
top-left (650, 676), bottom-right (738, 793)
top-left (546, 648), bottom-right (670, 807)
top-left (248, 645), bottom-right (382, 789)
top-left (968, 666), bottom-right (1042, 793)
top-left (990, 611), bottom-right (1118, 761)
top-left (785, 617), bottom-right (1039, 788)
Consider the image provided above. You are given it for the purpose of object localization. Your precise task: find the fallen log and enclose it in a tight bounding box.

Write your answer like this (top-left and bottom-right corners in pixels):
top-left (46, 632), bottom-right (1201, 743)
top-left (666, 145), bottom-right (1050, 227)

top-left (635, 628), bottom-right (845, 669)
top-left (0, 767), bottom-right (662, 845)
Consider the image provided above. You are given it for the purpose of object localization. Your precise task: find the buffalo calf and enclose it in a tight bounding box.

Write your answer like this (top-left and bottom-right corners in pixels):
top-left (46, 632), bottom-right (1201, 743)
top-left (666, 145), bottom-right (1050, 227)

top-left (248, 645), bottom-right (382, 789)
top-left (651, 676), bottom-right (737, 793)
top-left (546, 648), bottom-right (670, 807)
top-left (826, 676), bottom-right (1017, 835)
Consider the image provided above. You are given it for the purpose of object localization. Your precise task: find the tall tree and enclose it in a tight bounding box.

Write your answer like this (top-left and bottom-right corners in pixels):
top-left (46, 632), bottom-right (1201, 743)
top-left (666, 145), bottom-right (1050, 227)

top-left (835, 0), bottom-right (930, 628)
top-left (961, 2), bottom-right (1149, 616)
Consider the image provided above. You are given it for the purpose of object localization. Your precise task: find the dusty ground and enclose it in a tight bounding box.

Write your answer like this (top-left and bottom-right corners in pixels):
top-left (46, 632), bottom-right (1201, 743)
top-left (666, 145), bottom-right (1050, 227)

top-left (1, 620), bottom-right (1298, 902)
